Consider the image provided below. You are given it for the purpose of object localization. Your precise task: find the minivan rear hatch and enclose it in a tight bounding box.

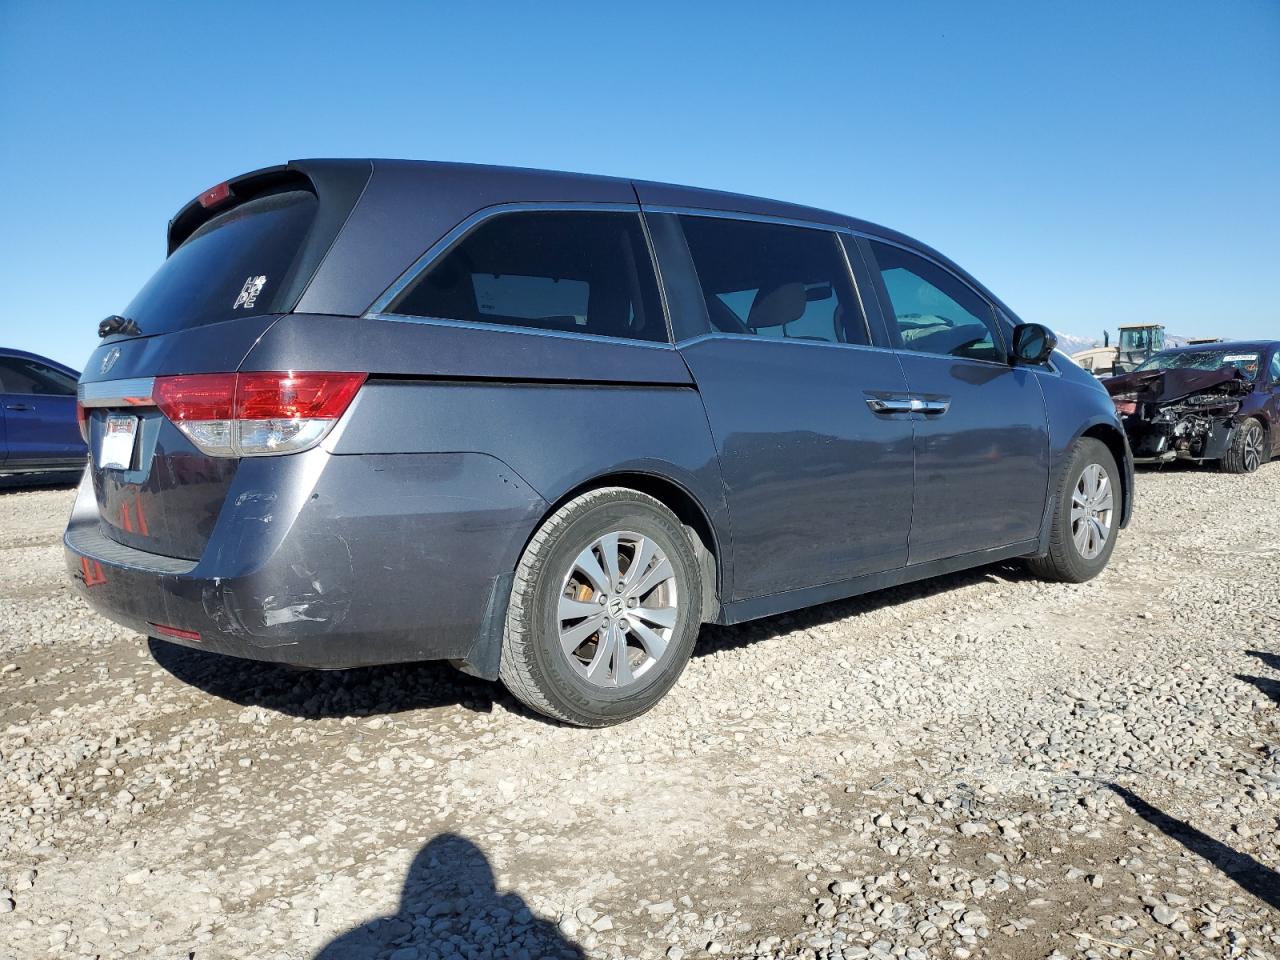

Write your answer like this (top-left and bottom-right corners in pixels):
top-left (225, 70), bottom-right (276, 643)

top-left (80, 160), bottom-right (371, 561)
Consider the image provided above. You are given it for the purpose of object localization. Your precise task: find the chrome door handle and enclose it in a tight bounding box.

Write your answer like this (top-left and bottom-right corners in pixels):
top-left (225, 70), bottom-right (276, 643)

top-left (865, 394), bottom-right (916, 415)
top-left (916, 397), bottom-right (951, 416)
top-left (5, 403), bottom-right (32, 412)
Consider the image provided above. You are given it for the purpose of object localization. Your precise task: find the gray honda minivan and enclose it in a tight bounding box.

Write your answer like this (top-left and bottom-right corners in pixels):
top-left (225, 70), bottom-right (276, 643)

top-left (67, 160), bottom-right (1133, 725)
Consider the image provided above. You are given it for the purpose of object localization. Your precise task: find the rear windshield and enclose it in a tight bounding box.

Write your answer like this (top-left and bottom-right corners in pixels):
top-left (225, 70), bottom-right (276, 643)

top-left (1136, 349), bottom-right (1262, 381)
top-left (120, 189), bottom-right (317, 335)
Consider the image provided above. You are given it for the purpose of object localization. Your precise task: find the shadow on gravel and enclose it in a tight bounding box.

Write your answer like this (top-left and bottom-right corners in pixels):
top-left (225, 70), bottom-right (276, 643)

top-left (315, 833), bottom-right (583, 960)
top-left (152, 560), bottom-right (1037, 721)
top-left (694, 560), bottom-right (1034, 658)
top-left (149, 639), bottom-right (505, 720)
top-left (0, 470), bottom-right (81, 493)
top-left (1107, 784), bottom-right (1280, 911)
top-left (1246, 649), bottom-right (1280, 673)
top-left (1240, 649), bottom-right (1280, 707)
top-left (1236, 674), bottom-right (1280, 707)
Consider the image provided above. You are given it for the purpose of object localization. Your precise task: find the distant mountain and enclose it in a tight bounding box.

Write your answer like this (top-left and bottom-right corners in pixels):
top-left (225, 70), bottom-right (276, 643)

top-left (1055, 332), bottom-right (1100, 354)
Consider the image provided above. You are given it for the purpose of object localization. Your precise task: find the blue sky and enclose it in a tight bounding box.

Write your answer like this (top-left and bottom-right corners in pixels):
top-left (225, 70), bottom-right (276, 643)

top-left (1, 1), bottom-right (1276, 368)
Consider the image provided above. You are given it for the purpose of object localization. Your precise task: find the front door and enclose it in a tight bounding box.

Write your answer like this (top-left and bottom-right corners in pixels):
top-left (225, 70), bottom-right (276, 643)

top-left (0, 354), bottom-right (83, 466)
top-left (861, 239), bottom-right (1050, 564)
top-left (658, 213), bottom-right (916, 600)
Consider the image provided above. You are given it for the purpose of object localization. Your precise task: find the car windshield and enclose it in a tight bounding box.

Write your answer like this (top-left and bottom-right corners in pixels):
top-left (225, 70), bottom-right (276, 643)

top-left (1135, 349), bottom-right (1262, 381)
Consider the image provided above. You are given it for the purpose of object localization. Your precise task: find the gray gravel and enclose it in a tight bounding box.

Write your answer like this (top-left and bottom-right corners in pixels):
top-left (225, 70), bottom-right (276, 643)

top-left (1, 463), bottom-right (1277, 960)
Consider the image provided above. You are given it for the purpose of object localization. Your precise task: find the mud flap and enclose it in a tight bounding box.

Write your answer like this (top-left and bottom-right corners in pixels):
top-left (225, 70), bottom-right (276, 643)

top-left (452, 572), bottom-right (514, 681)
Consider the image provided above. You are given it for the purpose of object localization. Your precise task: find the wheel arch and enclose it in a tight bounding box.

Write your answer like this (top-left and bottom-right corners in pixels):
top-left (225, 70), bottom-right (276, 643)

top-left (1079, 421), bottom-right (1133, 528)
top-left (542, 470), bottom-right (723, 624)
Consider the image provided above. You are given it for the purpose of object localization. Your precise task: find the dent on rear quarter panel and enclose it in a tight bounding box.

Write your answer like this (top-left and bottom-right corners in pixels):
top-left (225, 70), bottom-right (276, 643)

top-left (330, 379), bottom-right (734, 593)
top-left (200, 449), bottom-right (547, 652)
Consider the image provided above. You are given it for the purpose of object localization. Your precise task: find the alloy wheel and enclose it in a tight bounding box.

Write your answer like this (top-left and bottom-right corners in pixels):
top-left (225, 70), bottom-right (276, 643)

top-left (556, 531), bottom-right (679, 688)
top-left (1070, 463), bottom-right (1114, 560)
top-left (1243, 423), bottom-right (1263, 472)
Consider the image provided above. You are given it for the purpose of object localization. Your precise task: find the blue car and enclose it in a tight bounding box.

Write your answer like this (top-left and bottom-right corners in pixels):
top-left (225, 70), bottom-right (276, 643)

top-left (0, 348), bottom-right (86, 474)
top-left (67, 160), bottom-right (1133, 725)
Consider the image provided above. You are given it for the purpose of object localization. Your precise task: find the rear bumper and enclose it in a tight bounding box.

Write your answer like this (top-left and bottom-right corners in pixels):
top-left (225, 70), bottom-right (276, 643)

top-left (64, 451), bottom-right (546, 669)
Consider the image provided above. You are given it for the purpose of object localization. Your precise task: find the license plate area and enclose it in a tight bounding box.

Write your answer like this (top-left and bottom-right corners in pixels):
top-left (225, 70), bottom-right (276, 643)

top-left (98, 415), bottom-right (140, 470)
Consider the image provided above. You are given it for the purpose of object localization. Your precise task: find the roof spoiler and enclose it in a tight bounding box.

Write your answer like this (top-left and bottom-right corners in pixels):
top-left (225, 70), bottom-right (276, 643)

top-left (165, 159), bottom-right (373, 256)
top-left (167, 163), bottom-right (304, 254)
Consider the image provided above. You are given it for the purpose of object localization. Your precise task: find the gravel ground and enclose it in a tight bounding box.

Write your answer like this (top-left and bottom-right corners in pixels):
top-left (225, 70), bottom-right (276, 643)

top-left (1, 464), bottom-right (1277, 960)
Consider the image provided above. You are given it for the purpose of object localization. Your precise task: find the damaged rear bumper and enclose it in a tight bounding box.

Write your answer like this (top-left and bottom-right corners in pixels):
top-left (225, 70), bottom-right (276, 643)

top-left (64, 450), bottom-right (546, 671)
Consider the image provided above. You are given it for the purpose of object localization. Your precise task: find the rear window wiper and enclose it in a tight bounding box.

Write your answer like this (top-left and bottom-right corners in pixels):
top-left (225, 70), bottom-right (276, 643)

top-left (98, 315), bottom-right (142, 338)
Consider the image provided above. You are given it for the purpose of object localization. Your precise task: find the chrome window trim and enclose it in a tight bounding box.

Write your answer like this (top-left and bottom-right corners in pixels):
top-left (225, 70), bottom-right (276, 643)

top-left (77, 377), bottom-right (156, 407)
top-left (641, 204), bottom-right (849, 235)
top-left (366, 312), bottom-right (678, 351)
top-left (365, 201), bottom-right (649, 319)
top-left (674, 331), bottom-right (900, 357)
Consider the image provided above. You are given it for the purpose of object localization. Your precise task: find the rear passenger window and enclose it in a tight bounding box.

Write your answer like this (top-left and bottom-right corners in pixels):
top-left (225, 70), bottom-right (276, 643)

top-left (388, 211), bottom-right (667, 342)
top-left (866, 240), bottom-right (1003, 363)
top-left (678, 216), bottom-right (868, 346)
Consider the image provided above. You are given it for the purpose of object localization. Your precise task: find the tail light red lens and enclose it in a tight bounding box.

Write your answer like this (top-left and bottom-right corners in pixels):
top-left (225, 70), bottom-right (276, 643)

top-left (76, 401), bottom-right (89, 442)
top-left (235, 372), bottom-right (366, 421)
top-left (151, 371), bottom-right (366, 457)
top-left (153, 373), bottom-right (237, 422)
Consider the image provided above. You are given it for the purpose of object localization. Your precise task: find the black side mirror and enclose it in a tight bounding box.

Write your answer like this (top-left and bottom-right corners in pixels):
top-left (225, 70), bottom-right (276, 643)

top-left (1011, 323), bottom-right (1057, 366)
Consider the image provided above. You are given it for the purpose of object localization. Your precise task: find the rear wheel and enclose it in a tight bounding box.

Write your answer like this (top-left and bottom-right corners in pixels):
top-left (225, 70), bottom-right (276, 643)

top-left (499, 488), bottom-right (703, 726)
top-left (1027, 438), bottom-right (1120, 583)
top-left (1220, 418), bottom-right (1266, 474)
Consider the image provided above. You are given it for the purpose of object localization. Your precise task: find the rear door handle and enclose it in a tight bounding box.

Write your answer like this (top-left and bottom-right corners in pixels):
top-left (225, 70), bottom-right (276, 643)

top-left (4, 403), bottom-right (32, 412)
top-left (916, 397), bottom-right (951, 416)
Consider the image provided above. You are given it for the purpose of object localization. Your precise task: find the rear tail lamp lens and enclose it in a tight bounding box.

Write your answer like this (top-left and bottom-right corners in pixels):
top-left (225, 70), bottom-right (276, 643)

top-left (76, 401), bottom-right (89, 442)
top-left (152, 371), bottom-right (366, 457)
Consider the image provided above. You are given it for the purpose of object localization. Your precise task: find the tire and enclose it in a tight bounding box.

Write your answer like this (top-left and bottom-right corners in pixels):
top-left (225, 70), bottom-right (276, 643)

top-left (498, 487), bottom-right (704, 726)
top-left (1026, 438), bottom-right (1121, 583)
top-left (1219, 418), bottom-right (1266, 475)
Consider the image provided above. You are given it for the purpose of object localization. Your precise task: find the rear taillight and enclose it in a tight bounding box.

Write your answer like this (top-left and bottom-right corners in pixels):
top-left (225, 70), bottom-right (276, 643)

top-left (76, 401), bottom-right (89, 442)
top-left (153, 371), bottom-right (366, 457)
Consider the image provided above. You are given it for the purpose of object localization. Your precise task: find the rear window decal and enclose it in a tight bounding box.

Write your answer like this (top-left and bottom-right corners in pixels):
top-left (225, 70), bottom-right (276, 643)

top-left (234, 275), bottom-right (267, 310)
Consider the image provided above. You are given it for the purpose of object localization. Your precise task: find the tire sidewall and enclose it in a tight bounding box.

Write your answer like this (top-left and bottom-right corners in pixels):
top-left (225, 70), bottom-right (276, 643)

top-left (1060, 440), bottom-right (1121, 578)
top-left (523, 496), bottom-right (701, 723)
top-left (1240, 420), bottom-right (1263, 473)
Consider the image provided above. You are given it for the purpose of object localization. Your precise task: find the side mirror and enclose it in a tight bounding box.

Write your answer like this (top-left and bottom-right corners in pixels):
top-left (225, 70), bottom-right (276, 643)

top-left (1011, 323), bottom-right (1057, 366)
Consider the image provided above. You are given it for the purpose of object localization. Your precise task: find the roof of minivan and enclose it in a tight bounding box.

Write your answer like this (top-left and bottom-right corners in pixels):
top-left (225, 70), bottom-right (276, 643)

top-left (278, 158), bottom-right (1008, 322)
top-left (366, 157), bottom-right (918, 241)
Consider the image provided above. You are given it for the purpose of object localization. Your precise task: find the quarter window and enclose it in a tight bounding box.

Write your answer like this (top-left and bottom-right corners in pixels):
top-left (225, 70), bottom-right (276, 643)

top-left (678, 216), bottom-right (869, 346)
top-left (866, 240), bottom-right (1003, 362)
top-left (1271, 351), bottom-right (1280, 383)
top-left (389, 211), bottom-right (667, 343)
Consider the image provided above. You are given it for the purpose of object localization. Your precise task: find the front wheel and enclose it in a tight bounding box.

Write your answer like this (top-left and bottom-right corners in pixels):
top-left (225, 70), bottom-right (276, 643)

top-left (1026, 438), bottom-right (1121, 583)
top-left (1220, 418), bottom-right (1266, 474)
top-left (498, 488), bottom-right (703, 727)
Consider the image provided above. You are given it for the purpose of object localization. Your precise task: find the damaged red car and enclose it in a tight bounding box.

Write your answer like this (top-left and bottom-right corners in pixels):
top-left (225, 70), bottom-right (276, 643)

top-left (1104, 341), bottom-right (1280, 473)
